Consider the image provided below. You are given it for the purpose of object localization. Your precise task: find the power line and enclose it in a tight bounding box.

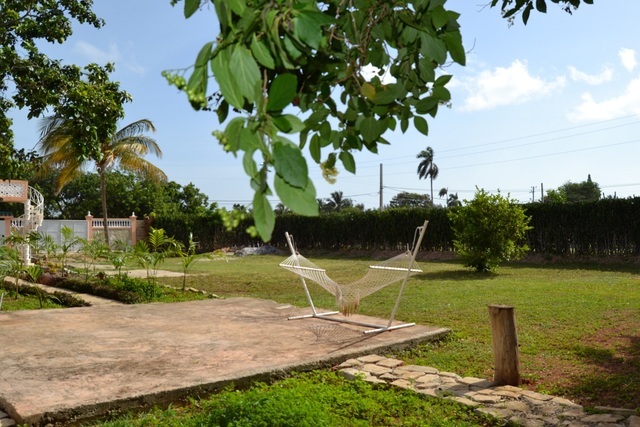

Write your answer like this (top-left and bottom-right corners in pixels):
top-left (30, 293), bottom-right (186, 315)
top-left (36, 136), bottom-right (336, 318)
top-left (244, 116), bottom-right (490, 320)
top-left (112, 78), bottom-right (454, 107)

top-left (356, 114), bottom-right (640, 168)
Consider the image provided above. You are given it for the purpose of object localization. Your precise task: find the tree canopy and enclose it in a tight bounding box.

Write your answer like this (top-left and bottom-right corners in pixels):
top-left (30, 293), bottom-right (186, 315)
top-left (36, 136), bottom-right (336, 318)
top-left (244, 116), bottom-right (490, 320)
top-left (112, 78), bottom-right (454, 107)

top-left (28, 170), bottom-right (214, 220)
top-left (167, 0), bottom-right (593, 241)
top-left (167, 0), bottom-right (466, 240)
top-left (0, 1), bottom-right (105, 169)
top-left (389, 192), bottom-right (431, 208)
top-left (545, 174), bottom-right (601, 203)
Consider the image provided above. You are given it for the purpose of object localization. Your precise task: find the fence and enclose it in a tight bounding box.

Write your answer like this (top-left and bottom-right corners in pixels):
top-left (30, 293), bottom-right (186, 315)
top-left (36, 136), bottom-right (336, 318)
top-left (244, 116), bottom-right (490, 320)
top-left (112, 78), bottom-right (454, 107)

top-left (0, 214), bottom-right (146, 249)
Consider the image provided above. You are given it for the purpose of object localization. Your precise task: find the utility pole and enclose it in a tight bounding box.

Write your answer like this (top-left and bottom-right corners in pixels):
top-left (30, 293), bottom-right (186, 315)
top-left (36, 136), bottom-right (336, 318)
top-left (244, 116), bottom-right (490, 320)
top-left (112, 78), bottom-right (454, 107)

top-left (540, 183), bottom-right (544, 203)
top-left (530, 186), bottom-right (537, 202)
top-left (379, 163), bottom-right (384, 211)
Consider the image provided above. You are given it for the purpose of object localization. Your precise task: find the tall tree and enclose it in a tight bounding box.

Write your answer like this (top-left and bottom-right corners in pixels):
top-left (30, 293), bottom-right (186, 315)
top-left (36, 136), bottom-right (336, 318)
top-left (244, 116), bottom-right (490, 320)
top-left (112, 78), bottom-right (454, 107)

top-left (38, 118), bottom-right (166, 244)
top-left (416, 147), bottom-right (439, 204)
top-left (0, 0), bottom-right (104, 175)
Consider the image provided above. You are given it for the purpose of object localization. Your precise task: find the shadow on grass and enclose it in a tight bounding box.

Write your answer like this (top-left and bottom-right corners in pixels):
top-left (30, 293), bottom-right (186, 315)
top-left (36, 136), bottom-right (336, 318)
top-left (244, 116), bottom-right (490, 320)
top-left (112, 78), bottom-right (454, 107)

top-left (565, 334), bottom-right (640, 409)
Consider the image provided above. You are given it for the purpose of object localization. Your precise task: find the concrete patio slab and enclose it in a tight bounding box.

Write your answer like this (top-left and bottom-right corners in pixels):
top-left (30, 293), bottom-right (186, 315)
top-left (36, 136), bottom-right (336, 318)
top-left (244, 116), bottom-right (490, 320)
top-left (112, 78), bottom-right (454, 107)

top-left (0, 298), bottom-right (449, 426)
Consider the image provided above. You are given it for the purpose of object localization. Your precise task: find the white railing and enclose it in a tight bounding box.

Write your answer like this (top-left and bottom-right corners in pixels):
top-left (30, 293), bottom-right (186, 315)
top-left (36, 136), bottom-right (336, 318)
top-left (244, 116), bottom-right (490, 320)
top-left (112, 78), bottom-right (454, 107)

top-left (91, 218), bottom-right (132, 228)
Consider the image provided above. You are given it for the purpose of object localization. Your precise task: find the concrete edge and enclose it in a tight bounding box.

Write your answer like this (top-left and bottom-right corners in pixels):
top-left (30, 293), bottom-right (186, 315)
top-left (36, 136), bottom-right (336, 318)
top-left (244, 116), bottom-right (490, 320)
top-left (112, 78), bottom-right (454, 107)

top-left (29, 327), bottom-right (451, 426)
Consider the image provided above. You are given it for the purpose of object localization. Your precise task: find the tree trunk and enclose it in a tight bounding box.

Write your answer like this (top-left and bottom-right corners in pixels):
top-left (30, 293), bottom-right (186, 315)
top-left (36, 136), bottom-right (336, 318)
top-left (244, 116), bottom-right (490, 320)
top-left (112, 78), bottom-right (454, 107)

top-left (100, 169), bottom-right (110, 246)
top-left (430, 177), bottom-right (434, 206)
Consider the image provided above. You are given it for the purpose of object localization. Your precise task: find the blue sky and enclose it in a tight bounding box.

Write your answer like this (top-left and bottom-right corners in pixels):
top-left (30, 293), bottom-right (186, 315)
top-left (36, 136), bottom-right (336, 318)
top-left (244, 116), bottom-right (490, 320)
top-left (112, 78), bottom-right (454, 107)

top-left (9, 1), bottom-right (640, 209)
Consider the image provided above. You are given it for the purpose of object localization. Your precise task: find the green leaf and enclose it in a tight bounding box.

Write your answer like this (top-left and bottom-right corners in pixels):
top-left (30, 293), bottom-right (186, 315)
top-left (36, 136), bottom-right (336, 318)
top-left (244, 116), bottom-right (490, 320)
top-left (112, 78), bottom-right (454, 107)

top-left (252, 192), bottom-right (275, 242)
top-left (359, 116), bottom-right (383, 143)
top-left (418, 58), bottom-right (436, 83)
top-left (268, 73), bottom-right (298, 112)
top-left (432, 86), bottom-right (451, 102)
top-left (195, 41), bottom-right (213, 69)
top-left (339, 151), bottom-right (356, 174)
top-left (430, 6), bottom-right (449, 28)
top-left (273, 114), bottom-right (305, 134)
top-left (373, 85), bottom-right (398, 105)
top-left (225, 117), bottom-right (245, 152)
top-left (184, 0), bottom-right (199, 18)
top-left (293, 10), bottom-right (334, 50)
top-left (239, 127), bottom-right (261, 151)
top-left (273, 140), bottom-right (308, 188)
top-left (211, 48), bottom-right (244, 109)
top-left (309, 134), bottom-right (321, 163)
top-left (230, 45), bottom-right (261, 102)
top-left (228, 0), bottom-right (246, 15)
top-left (401, 118), bottom-right (409, 133)
top-left (420, 33), bottom-right (447, 64)
top-left (243, 149), bottom-right (258, 177)
top-left (443, 31), bottom-right (466, 66)
top-left (414, 116), bottom-right (429, 136)
top-left (535, 0), bottom-right (547, 13)
top-left (251, 35), bottom-right (275, 69)
top-left (274, 174), bottom-right (319, 216)
top-left (435, 74), bottom-right (453, 86)
top-left (415, 96), bottom-right (438, 114)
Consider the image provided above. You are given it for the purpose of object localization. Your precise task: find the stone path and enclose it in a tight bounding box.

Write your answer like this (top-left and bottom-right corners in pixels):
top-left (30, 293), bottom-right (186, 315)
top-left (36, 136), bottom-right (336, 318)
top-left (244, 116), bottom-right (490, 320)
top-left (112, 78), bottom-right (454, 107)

top-left (338, 355), bottom-right (640, 427)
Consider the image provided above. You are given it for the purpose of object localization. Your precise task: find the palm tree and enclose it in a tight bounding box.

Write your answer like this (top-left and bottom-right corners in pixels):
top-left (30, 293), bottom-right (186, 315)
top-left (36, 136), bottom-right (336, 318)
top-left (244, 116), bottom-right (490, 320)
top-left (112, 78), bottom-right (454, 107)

top-left (325, 191), bottom-right (353, 212)
top-left (438, 187), bottom-right (448, 205)
top-left (38, 118), bottom-right (166, 245)
top-left (416, 147), bottom-right (439, 204)
top-left (447, 193), bottom-right (462, 207)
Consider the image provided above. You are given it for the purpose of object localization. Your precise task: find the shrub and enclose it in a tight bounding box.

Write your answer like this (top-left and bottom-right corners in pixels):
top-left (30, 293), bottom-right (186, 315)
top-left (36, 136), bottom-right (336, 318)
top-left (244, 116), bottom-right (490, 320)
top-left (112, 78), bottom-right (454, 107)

top-left (448, 188), bottom-right (532, 272)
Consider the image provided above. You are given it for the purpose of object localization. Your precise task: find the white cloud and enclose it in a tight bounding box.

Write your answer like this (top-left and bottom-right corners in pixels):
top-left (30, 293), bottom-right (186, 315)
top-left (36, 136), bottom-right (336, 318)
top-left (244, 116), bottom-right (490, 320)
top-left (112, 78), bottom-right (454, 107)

top-left (568, 66), bottom-right (613, 85)
top-left (457, 60), bottom-right (566, 112)
top-left (73, 41), bottom-right (146, 75)
top-left (567, 77), bottom-right (640, 122)
top-left (619, 48), bottom-right (637, 72)
top-left (73, 41), bottom-right (121, 64)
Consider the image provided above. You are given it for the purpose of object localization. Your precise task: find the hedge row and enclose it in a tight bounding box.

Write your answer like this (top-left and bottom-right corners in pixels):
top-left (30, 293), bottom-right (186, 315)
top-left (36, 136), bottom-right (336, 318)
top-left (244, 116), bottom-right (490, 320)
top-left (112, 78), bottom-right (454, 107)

top-left (153, 198), bottom-right (640, 256)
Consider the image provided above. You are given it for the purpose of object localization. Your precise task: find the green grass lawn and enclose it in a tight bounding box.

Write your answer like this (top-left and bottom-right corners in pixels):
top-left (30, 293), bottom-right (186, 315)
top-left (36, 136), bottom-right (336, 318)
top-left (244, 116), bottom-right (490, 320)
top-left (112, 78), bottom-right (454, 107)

top-left (6, 251), bottom-right (639, 425)
top-left (156, 253), bottom-right (640, 410)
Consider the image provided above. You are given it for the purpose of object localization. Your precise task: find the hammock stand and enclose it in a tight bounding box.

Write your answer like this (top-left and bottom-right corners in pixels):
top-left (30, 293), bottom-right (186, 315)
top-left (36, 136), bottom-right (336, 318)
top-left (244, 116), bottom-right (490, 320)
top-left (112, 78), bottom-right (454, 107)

top-left (279, 220), bottom-right (428, 334)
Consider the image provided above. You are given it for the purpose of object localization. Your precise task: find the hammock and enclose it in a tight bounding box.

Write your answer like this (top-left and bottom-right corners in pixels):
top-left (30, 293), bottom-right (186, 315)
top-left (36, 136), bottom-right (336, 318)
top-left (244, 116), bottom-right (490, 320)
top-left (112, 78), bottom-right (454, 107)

top-left (279, 220), bottom-right (428, 333)
top-left (280, 250), bottom-right (423, 315)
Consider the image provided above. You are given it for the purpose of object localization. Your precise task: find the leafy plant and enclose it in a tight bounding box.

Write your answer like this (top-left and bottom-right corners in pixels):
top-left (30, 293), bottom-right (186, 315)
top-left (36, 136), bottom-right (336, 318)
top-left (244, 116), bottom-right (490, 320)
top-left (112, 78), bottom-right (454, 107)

top-left (24, 264), bottom-right (46, 308)
top-left (0, 244), bottom-right (26, 299)
top-left (448, 188), bottom-right (532, 272)
top-left (176, 233), bottom-right (197, 291)
top-left (133, 228), bottom-right (178, 295)
top-left (58, 225), bottom-right (82, 274)
top-left (79, 238), bottom-right (109, 281)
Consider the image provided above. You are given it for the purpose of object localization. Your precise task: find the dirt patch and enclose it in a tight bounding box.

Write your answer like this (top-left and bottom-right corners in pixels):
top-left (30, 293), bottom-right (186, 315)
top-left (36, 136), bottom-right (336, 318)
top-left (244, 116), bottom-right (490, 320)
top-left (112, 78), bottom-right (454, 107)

top-left (524, 313), bottom-right (640, 409)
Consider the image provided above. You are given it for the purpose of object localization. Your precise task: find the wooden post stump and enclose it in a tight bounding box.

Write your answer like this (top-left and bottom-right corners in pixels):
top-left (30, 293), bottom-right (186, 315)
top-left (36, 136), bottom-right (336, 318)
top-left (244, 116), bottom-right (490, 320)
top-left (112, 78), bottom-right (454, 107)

top-left (488, 304), bottom-right (520, 386)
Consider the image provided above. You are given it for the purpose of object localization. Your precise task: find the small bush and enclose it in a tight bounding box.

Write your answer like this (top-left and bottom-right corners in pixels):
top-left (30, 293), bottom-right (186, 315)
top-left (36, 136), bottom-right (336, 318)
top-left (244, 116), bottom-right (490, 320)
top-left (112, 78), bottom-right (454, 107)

top-left (106, 275), bottom-right (163, 302)
top-left (448, 188), bottom-right (532, 272)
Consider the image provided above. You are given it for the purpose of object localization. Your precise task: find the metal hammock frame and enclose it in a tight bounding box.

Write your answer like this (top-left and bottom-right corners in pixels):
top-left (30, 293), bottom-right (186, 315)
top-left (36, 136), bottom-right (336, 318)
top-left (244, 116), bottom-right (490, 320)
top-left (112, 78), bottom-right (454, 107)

top-left (279, 220), bottom-right (428, 334)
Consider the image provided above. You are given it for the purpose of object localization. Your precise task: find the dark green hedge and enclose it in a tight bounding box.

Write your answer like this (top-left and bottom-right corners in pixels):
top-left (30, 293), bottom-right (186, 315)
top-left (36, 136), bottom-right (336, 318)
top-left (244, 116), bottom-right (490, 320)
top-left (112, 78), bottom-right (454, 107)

top-left (153, 198), bottom-right (640, 256)
top-left (524, 198), bottom-right (640, 255)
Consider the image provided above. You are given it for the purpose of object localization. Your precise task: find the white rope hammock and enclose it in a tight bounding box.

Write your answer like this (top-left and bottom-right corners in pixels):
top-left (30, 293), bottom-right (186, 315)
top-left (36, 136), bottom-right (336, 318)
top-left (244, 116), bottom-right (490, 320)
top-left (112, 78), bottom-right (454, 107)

top-left (279, 220), bottom-right (429, 333)
top-left (280, 250), bottom-right (423, 315)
